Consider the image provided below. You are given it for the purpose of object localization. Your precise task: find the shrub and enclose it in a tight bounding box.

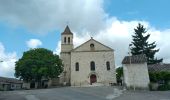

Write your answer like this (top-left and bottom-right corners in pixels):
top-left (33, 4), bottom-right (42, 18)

top-left (157, 84), bottom-right (170, 91)
top-left (149, 71), bottom-right (170, 91)
top-left (149, 71), bottom-right (170, 84)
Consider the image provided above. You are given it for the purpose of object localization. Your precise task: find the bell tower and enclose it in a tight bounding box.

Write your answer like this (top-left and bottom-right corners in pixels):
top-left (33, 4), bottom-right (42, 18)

top-left (60, 25), bottom-right (73, 85)
top-left (61, 25), bottom-right (73, 52)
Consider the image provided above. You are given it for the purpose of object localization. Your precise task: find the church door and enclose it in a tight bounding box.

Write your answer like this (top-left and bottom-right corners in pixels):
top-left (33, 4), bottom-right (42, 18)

top-left (90, 74), bottom-right (97, 85)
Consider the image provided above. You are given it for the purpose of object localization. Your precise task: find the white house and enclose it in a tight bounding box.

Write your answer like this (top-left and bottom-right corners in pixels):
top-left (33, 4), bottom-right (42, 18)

top-left (122, 54), bottom-right (150, 89)
top-left (59, 26), bottom-right (117, 86)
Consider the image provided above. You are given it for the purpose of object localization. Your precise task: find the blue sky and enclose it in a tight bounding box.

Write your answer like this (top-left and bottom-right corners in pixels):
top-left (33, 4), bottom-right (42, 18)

top-left (0, 0), bottom-right (170, 77)
top-left (105, 0), bottom-right (170, 29)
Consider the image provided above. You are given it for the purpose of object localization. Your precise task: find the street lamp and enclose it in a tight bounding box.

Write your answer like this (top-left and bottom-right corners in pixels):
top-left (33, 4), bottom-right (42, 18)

top-left (129, 44), bottom-right (135, 91)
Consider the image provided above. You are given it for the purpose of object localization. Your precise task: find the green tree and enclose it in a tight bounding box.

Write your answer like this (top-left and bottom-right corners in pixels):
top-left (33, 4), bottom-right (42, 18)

top-left (131, 23), bottom-right (163, 64)
top-left (15, 48), bottom-right (63, 87)
top-left (116, 67), bottom-right (123, 82)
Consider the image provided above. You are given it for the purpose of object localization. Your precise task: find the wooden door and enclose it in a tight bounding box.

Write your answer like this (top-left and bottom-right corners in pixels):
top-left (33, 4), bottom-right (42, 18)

top-left (90, 74), bottom-right (97, 84)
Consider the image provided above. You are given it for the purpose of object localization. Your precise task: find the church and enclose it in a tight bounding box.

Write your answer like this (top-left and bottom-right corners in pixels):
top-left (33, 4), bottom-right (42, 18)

top-left (59, 26), bottom-right (117, 86)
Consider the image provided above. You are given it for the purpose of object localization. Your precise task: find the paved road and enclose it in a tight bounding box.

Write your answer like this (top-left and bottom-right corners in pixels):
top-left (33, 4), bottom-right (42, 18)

top-left (0, 86), bottom-right (170, 100)
top-left (115, 90), bottom-right (170, 100)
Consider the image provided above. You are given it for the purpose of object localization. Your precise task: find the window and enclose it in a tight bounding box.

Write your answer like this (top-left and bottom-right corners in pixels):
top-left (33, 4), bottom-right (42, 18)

top-left (90, 61), bottom-right (95, 71)
top-left (75, 62), bottom-right (79, 71)
top-left (106, 61), bottom-right (110, 70)
top-left (90, 43), bottom-right (95, 51)
top-left (64, 37), bottom-right (66, 43)
top-left (68, 37), bottom-right (70, 44)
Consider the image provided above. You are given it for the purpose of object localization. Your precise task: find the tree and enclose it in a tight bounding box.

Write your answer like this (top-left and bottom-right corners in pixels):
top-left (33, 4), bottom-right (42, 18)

top-left (131, 23), bottom-right (163, 64)
top-left (15, 48), bottom-right (63, 87)
top-left (116, 67), bottom-right (123, 85)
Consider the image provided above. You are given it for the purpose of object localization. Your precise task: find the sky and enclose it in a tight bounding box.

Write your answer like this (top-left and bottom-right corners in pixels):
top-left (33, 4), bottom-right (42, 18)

top-left (0, 0), bottom-right (170, 78)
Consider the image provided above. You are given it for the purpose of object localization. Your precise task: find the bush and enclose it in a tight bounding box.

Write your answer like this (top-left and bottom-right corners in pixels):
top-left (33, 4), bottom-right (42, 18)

top-left (157, 84), bottom-right (170, 91)
top-left (149, 71), bottom-right (170, 91)
top-left (149, 71), bottom-right (170, 84)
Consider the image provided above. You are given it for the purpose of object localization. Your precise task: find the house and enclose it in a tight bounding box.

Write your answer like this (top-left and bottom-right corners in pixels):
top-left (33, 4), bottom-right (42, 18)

top-left (148, 63), bottom-right (170, 88)
top-left (22, 79), bottom-right (51, 89)
top-left (148, 63), bottom-right (170, 72)
top-left (122, 54), bottom-right (150, 89)
top-left (57, 25), bottom-right (117, 86)
top-left (0, 77), bottom-right (22, 91)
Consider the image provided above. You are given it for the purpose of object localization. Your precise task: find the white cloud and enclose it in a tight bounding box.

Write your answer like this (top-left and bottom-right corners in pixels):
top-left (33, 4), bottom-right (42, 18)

top-left (54, 41), bottom-right (61, 55)
top-left (26, 39), bottom-right (42, 48)
top-left (0, 42), bottom-right (17, 78)
top-left (0, 0), bottom-right (107, 34)
top-left (0, 0), bottom-right (170, 67)
top-left (55, 19), bottom-right (170, 66)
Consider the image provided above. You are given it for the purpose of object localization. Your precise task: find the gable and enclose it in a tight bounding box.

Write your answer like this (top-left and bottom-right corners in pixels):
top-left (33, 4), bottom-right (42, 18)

top-left (72, 38), bottom-right (113, 52)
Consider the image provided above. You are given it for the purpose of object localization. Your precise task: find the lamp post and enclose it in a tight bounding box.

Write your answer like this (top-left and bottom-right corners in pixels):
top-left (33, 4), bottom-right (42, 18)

top-left (129, 44), bottom-right (135, 91)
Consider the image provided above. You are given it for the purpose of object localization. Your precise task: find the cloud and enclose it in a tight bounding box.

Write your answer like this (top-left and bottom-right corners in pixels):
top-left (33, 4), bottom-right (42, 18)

top-left (54, 41), bottom-right (61, 55)
top-left (1, 0), bottom-right (170, 67)
top-left (55, 18), bottom-right (170, 66)
top-left (0, 0), bottom-right (107, 34)
top-left (0, 42), bottom-right (17, 78)
top-left (94, 20), bottom-right (170, 66)
top-left (26, 39), bottom-right (42, 48)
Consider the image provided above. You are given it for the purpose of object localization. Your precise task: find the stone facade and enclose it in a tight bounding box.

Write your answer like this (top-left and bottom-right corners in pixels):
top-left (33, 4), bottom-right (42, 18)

top-left (71, 39), bottom-right (116, 86)
top-left (59, 26), bottom-right (117, 86)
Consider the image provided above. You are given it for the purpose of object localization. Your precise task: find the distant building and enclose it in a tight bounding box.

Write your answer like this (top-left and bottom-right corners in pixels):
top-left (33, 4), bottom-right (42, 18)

top-left (0, 77), bottom-right (22, 91)
top-left (148, 63), bottom-right (170, 72)
top-left (122, 54), bottom-right (150, 89)
top-left (58, 26), bottom-right (117, 86)
top-left (22, 79), bottom-right (51, 89)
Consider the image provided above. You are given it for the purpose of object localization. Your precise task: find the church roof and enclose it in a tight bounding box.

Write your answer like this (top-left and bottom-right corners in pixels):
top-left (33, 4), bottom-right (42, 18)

top-left (61, 25), bottom-right (73, 35)
top-left (148, 63), bottom-right (170, 72)
top-left (122, 54), bottom-right (147, 64)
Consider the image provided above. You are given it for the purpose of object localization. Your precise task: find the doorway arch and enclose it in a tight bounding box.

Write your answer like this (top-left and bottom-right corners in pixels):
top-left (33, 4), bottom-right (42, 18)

top-left (90, 74), bottom-right (97, 85)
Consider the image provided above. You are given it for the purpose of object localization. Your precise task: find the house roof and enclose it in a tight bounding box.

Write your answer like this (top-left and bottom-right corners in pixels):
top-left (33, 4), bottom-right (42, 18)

top-left (148, 63), bottom-right (170, 72)
top-left (61, 25), bottom-right (73, 35)
top-left (122, 54), bottom-right (147, 64)
top-left (0, 76), bottom-right (22, 84)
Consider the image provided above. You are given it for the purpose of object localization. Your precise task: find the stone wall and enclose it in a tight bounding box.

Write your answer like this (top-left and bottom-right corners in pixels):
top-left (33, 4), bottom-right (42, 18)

top-left (60, 52), bottom-right (71, 85)
top-left (71, 51), bottom-right (117, 86)
top-left (74, 39), bottom-right (112, 52)
top-left (123, 63), bottom-right (150, 89)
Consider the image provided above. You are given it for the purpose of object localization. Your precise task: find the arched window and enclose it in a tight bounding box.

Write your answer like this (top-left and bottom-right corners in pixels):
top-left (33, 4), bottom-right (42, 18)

top-left (90, 61), bottom-right (95, 71)
top-left (106, 61), bottom-right (110, 70)
top-left (75, 62), bottom-right (79, 71)
top-left (90, 43), bottom-right (95, 51)
top-left (64, 37), bottom-right (66, 43)
top-left (68, 37), bottom-right (70, 44)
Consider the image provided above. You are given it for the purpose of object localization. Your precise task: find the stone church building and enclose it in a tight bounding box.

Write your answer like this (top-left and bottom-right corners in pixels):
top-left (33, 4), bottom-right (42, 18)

top-left (59, 26), bottom-right (117, 86)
